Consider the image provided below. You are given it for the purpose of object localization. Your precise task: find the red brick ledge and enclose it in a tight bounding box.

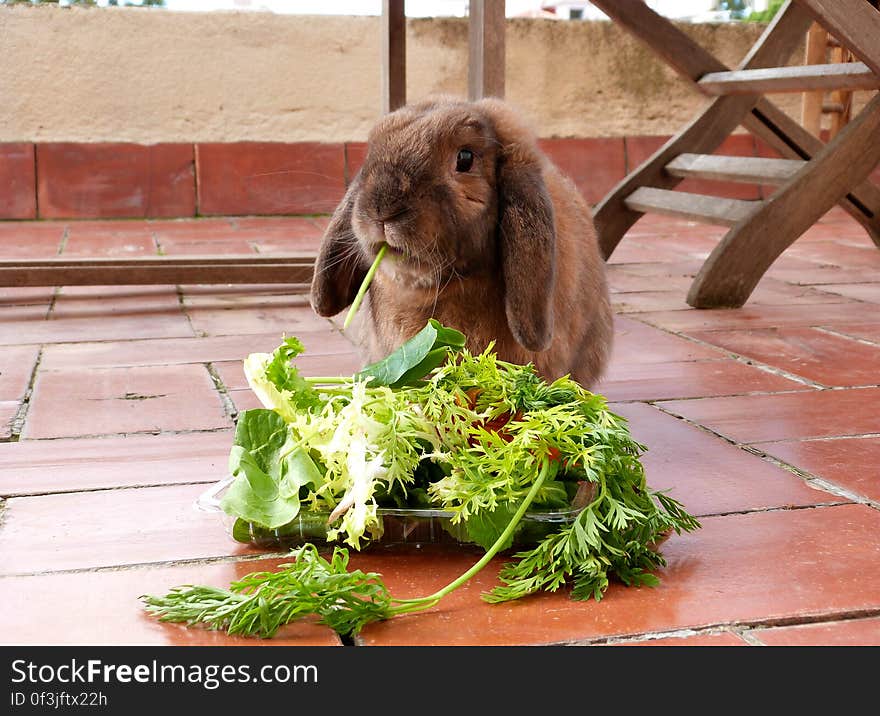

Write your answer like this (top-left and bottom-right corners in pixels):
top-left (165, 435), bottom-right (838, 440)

top-left (3, 136), bottom-right (874, 220)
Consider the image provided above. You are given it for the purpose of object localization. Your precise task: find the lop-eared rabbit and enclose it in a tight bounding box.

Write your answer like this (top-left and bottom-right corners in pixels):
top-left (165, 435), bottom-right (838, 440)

top-left (310, 96), bottom-right (612, 388)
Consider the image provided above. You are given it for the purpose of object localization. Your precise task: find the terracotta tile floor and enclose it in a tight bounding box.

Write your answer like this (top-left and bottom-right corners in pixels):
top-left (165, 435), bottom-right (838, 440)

top-left (1, 210), bottom-right (878, 647)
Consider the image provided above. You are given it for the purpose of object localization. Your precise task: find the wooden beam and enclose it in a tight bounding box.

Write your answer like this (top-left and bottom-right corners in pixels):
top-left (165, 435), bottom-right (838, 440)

top-left (665, 154), bottom-right (804, 184)
top-left (0, 256), bottom-right (316, 287)
top-left (801, 22), bottom-right (828, 136)
top-left (381, 0), bottom-right (406, 113)
top-left (688, 91), bottom-right (880, 308)
top-left (0, 255), bottom-right (316, 268)
top-left (698, 62), bottom-right (878, 95)
top-left (798, 0), bottom-right (880, 77)
top-left (468, 0), bottom-right (505, 100)
top-left (588, 0), bottom-right (727, 80)
top-left (624, 187), bottom-right (759, 227)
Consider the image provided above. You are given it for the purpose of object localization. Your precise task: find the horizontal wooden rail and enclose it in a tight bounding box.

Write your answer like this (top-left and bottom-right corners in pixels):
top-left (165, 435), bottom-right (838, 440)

top-left (665, 154), bottom-right (805, 184)
top-left (698, 62), bottom-right (879, 95)
top-left (624, 187), bottom-right (761, 227)
top-left (0, 256), bottom-right (316, 287)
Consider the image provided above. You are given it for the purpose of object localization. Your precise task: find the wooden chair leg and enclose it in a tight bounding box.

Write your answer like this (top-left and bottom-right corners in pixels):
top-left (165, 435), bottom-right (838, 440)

top-left (743, 99), bottom-right (880, 247)
top-left (687, 92), bottom-right (880, 309)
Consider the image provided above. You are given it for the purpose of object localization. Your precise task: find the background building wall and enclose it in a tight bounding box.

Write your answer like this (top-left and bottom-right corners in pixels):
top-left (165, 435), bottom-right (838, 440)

top-left (0, 5), bottom-right (829, 143)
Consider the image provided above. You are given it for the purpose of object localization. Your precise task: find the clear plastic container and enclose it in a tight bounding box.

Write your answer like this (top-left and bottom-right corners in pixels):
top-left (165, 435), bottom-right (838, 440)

top-left (196, 476), bottom-right (584, 549)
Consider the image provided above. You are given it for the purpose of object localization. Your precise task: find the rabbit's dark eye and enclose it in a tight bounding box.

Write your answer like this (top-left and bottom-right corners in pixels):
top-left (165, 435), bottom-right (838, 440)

top-left (455, 149), bottom-right (474, 173)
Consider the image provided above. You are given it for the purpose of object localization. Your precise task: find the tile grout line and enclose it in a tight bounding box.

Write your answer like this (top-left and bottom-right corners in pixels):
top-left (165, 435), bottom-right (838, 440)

top-left (648, 401), bottom-right (879, 510)
top-left (191, 143), bottom-right (200, 218)
top-left (192, 142), bottom-right (202, 219)
top-left (32, 144), bottom-right (40, 219)
top-left (805, 288), bottom-right (878, 307)
top-left (0, 551), bottom-right (295, 581)
top-left (33, 348), bottom-right (356, 372)
top-left (152, 227), bottom-right (163, 257)
top-left (623, 383), bottom-right (880, 406)
top-left (813, 325), bottom-right (880, 348)
top-left (649, 400), bottom-right (757, 448)
top-left (43, 225), bottom-right (70, 320)
top-left (173, 281), bottom-right (200, 339)
top-left (1, 478), bottom-right (222, 500)
top-left (205, 361), bottom-right (239, 423)
top-left (623, 313), bottom-right (830, 390)
top-left (14, 425), bottom-right (233, 443)
top-left (750, 431), bottom-right (880, 445)
top-left (590, 625), bottom-right (741, 646)
top-left (582, 607), bottom-right (880, 646)
top-left (741, 444), bottom-right (880, 510)
top-left (610, 386), bottom-right (818, 405)
top-left (6, 345), bottom-right (44, 443)
top-left (3, 326), bottom-right (349, 351)
top-left (735, 628), bottom-right (767, 646)
top-left (694, 501), bottom-right (852, 519)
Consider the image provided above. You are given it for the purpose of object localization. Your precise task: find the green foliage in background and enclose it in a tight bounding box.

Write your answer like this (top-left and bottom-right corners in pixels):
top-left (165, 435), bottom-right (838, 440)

top-left (745, 0), bottom-right (785, 22)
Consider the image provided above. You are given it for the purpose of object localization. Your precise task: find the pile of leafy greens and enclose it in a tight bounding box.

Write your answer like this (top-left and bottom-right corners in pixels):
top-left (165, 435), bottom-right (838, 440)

top-left (143, 319), bottom-right (699, 638)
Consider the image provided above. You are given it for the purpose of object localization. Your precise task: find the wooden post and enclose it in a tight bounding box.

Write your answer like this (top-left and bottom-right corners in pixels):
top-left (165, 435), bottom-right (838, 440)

top-left (468, 0), bottom-right (505, 100)
top-left (827, 45), bottom-right (855, 139)
top-left (382, 0), bottom-right (406, 114)
top-left (801, 22), bottom-right (827, 137)
top-left (797, 0), bottom-right (880, 77)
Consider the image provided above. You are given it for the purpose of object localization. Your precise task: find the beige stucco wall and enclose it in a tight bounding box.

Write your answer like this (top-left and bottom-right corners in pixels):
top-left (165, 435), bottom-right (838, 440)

top-left (0, 5), bottom-right (861, 143)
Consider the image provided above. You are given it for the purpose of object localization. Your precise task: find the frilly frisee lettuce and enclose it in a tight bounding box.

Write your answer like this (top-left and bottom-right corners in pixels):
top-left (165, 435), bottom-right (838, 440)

top-left (143, 319), bottom-right (700, 639)
top-left (223, 319), bottom-right (470, 549)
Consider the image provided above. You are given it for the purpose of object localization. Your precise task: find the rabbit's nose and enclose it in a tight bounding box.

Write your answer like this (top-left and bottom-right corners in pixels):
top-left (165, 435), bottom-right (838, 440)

top-left (370, 172), bottom-right (413, 216)
top-left (381, 222), bottom-right (400, 245)
top-left (376, 207), bottom-right (410, 224)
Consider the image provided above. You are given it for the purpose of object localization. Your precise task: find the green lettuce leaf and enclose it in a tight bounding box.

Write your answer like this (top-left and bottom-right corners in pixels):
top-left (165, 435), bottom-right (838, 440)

top-left (355, 319), bottom-right (466, 387)
top-left (243, 337), bottom-right (322, 420)
top-left (264, 337), bottom-right (310, 394)
top-left (221, 409), bottom-right (324, 529)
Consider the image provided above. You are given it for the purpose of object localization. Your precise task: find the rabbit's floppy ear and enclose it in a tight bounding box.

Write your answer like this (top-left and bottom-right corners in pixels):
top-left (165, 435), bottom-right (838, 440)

top-left (481, 100), bottom-right (557, 352)
top-left (310, 177), bottom-right (368, 317)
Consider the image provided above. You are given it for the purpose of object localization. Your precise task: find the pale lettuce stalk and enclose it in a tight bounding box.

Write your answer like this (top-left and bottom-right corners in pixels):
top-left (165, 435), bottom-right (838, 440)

top-left (288, 382), bottom-right (394, 548)
top-left (326, 432), bottom-right (387, 545)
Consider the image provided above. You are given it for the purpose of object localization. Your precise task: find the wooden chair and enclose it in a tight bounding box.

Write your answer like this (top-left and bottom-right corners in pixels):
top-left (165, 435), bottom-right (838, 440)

top-left (590, 0), bottom-right (880, 308)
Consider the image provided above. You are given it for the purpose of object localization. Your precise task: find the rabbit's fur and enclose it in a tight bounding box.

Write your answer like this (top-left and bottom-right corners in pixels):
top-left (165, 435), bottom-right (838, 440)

top-left (310, 96), bottom-right (613, 388)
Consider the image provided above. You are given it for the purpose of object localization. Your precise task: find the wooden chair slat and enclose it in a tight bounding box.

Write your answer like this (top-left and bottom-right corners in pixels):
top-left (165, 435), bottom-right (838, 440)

top-left (623, 187), bottom-right (759, 227)
top-left (698, 62), bottom-right (878, 95)
top-left (665, 154), bottom-right (805, 184)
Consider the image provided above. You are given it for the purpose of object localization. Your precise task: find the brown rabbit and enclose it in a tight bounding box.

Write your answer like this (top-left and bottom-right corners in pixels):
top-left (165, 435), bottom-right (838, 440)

top-left (310, 96), bottom-right (613, 388)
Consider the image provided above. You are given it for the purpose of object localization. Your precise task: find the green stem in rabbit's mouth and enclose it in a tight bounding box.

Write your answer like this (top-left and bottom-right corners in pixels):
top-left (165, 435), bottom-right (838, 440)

top-left (343, 243), bottom-right (388, 330)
